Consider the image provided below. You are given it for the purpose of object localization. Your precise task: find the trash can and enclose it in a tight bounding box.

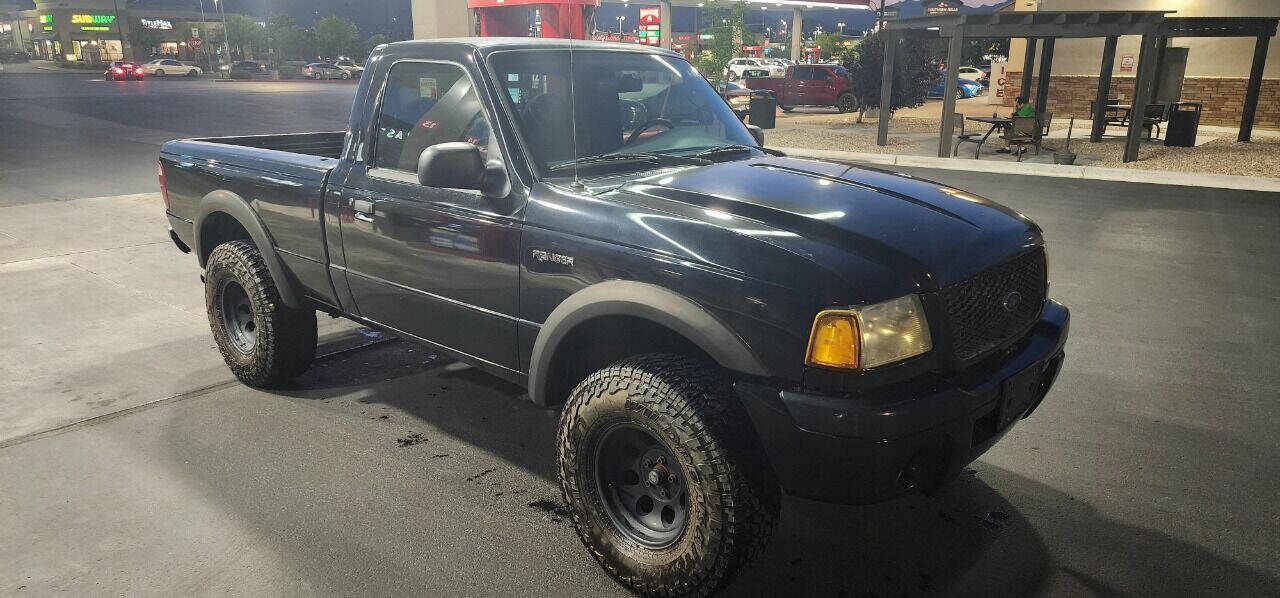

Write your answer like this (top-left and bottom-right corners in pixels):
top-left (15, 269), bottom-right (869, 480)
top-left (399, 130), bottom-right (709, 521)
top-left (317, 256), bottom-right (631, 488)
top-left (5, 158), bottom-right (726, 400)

top-left (1164, 101), bottom-right (1202, 147)
top-left (749, 90), bottom-right (777, 129)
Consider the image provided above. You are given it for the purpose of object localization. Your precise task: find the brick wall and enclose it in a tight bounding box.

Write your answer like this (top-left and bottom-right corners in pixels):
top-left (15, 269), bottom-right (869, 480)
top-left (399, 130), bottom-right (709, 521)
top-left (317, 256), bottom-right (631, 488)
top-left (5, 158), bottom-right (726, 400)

top-left (1002, 72), bottom-right (1280, 129)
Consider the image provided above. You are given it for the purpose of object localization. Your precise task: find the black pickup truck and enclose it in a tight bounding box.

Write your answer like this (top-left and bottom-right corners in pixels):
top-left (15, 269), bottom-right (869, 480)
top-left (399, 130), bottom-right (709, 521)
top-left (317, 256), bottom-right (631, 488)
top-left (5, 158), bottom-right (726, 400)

top-left (160, 38), bottom-right (1068, 597)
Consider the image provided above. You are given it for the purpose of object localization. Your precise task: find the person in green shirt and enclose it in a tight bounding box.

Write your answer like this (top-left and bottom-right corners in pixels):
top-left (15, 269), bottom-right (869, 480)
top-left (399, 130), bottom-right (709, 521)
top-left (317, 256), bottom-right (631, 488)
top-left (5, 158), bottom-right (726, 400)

top-left (997, 96), bottom-right (1036, 154)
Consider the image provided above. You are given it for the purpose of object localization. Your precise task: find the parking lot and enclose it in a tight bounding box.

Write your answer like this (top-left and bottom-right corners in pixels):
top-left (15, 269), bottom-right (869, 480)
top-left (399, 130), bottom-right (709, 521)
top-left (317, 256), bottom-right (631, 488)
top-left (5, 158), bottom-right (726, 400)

top-left (2, 69), bottom-right (1279, 597)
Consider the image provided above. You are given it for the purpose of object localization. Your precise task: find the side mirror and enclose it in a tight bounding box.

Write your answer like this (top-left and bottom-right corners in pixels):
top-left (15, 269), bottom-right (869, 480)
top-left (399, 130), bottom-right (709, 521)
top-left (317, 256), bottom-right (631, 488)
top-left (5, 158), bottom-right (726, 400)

top-left (416, 142), bottom-right (510, 198)
top-left (746, 124), bottom-right (765, 147)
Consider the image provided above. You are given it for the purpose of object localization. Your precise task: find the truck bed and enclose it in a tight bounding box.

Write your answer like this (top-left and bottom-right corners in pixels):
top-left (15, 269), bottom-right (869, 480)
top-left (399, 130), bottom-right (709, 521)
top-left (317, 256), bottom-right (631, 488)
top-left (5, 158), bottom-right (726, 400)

top-left (160, 131), bottom-right (345, 308)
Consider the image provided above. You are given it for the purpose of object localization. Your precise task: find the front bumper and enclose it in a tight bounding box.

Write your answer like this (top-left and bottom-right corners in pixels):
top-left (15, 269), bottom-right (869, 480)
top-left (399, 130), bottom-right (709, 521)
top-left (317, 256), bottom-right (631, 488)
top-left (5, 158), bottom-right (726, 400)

top-left (736, 300), bottom-right (1069, 504)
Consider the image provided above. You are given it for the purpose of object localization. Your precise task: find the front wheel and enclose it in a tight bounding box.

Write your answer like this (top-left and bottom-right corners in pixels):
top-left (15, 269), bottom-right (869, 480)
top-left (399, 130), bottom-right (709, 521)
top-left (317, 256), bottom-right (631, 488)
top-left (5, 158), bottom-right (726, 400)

top-left (155, 69), bottom-right (165, 76)
top-left (188, 69), bottom-right (198, 77)
top-left (836, 93), bottom-right (857, 113)
top-left (779, 105), bottom-right (795, 113)
top-left (558, 354), bottom-right (780, 597)
top-left (205, 240), bottom-right (316, 387)
top-left (341, 71), bottom-right (351, 80)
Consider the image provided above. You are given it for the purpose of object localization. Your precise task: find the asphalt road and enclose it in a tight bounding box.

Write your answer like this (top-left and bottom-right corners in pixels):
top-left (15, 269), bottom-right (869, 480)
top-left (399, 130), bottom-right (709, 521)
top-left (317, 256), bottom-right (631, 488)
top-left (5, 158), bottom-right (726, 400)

top-left (0, 71), bottom-right (356, 205)
top-left (1, 69), bottom-right (1279, 597)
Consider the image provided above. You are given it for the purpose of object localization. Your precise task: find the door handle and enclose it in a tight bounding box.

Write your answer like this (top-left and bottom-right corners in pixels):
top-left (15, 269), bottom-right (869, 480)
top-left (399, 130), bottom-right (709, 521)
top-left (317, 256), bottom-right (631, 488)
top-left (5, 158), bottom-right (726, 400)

top-left (351, 198), bottom-right (375, 222)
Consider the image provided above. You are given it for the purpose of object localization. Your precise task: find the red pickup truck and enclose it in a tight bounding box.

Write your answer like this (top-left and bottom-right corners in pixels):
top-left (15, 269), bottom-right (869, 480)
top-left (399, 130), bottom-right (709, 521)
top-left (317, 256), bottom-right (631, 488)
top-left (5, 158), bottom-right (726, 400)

top-left (745, 63), bottom-right (857, 113)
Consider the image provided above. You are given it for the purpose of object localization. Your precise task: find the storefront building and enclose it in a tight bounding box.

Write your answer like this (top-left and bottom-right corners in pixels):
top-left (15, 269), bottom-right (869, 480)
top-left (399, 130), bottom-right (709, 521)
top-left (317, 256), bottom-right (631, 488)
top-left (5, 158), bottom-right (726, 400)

top-left (4, 0), bottom-right (227, 64)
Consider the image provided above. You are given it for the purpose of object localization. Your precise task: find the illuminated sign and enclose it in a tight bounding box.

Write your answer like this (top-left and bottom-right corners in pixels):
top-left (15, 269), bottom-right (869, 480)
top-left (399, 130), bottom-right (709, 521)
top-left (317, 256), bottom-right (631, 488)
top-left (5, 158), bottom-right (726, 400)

top-left (638, 6), bottom-right (661, 46)
top-left (71, 14), bottom-right (117, 25)
top-left (39, 14), bottom-right (53, 23)
top-left (924, 0), bottom-right (962, 15)
top-left (140, 18), bottom-right (174, 30)
top-left (81, 26), bottom-right (111, 31)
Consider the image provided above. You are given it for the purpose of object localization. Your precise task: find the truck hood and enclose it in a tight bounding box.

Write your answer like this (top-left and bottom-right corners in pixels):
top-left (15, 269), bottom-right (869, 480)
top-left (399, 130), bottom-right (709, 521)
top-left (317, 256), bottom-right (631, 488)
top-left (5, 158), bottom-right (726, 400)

top-left (616, 156), bottom-right (1042, 294)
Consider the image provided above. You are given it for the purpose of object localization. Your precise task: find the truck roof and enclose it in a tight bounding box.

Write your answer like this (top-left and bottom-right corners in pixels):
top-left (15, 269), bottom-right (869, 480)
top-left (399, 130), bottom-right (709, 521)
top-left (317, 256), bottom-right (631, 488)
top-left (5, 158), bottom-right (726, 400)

top-left (380, 37), bottom-right (682, 58)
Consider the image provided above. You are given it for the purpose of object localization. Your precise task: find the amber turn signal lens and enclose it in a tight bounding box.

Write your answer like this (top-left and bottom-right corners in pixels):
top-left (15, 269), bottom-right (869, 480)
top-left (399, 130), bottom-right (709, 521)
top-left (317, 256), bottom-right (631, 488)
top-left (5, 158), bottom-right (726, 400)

top-left (806, 310), bottom-right (860, 369)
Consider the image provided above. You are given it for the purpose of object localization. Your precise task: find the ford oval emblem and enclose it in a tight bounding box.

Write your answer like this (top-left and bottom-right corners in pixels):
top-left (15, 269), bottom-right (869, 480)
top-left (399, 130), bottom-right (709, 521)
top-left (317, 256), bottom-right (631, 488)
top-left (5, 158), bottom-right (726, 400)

top-left (1001, 290), bottom-right (1023, 312)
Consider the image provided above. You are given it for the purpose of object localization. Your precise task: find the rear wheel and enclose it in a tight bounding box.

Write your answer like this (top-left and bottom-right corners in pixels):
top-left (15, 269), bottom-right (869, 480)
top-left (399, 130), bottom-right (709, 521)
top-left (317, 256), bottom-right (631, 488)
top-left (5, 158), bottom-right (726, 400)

top-left (558, 354), bottom-right (780, 597)
top-left (205, 240), bottom-right (316, 387)
top-left (779, 105), bottom-right (794, 113)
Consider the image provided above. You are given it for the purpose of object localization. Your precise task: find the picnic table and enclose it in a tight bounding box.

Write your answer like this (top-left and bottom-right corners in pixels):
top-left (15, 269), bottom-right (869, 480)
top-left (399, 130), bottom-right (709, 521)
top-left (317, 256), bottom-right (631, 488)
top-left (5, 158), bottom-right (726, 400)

top-left (967, 115), bottom-right (1014, 142)
top-left (954, 115), bottom-right (1014, 158)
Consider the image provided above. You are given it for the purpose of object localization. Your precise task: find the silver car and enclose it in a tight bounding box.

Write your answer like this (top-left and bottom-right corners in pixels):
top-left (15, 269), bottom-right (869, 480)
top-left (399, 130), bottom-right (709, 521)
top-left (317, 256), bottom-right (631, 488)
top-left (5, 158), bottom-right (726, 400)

top-left (304, 63), bottom-right (350, 80)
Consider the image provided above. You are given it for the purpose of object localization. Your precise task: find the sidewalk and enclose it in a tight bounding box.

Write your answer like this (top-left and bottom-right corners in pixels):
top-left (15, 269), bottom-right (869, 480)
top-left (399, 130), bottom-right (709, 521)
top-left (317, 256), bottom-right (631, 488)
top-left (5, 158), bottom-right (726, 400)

top-left (769, 102), bottom-right (1280, 189)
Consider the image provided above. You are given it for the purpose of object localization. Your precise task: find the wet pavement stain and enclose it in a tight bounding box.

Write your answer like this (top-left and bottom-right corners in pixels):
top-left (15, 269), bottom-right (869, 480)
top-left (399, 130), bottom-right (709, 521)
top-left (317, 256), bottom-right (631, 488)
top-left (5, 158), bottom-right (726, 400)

top-left (527, 498), bottom-right (571, 523)
top-left (466, 467), bottom-right (497, 482)
top-left (396, 432), bottom-right (428, 447)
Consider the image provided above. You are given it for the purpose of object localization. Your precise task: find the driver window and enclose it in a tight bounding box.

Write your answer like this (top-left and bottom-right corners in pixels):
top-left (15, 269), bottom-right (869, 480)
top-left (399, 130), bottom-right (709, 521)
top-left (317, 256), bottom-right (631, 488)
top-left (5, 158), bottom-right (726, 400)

top-left (812, 68), bottom-right (831, 81)
top-left (373, 62), bottom-right (493, 172)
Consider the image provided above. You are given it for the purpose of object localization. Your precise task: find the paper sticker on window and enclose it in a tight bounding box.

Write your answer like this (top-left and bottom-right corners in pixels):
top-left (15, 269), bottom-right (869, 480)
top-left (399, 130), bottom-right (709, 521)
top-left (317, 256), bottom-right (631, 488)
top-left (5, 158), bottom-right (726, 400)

top-left (419, 77), bottom-right (438, 99)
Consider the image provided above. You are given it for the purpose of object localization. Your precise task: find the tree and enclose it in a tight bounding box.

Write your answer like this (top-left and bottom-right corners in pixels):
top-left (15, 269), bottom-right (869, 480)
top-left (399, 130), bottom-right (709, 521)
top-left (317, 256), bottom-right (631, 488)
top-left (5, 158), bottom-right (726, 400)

top-left (695, 1), bottom-right (753, 86)
top-left (814, 32), bottom-right (843, 62)
top-left (363, 34), bottom-right (391, 58)
top-left (315, 16), bottom-right (359, 59)
top-left (127, 18), bottom-right (164, 58)
top-left (223, 13), bottom-right (265, 60)
top-left (842, 31), bottom-right (935, 123)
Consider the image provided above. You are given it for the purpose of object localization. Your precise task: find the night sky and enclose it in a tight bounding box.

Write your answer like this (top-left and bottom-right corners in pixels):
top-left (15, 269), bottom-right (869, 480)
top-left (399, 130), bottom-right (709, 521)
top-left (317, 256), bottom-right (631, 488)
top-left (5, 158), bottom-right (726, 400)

top-left (13, 0), bottom-right (1004, 38)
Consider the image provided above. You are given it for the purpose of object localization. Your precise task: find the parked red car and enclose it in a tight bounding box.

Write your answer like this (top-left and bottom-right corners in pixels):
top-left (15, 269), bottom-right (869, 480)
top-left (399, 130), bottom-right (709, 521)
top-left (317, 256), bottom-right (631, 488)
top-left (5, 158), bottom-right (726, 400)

top-left (105, 61), bottom-right (144, 81)
top-left (745, 64), bottom-right (856, 113)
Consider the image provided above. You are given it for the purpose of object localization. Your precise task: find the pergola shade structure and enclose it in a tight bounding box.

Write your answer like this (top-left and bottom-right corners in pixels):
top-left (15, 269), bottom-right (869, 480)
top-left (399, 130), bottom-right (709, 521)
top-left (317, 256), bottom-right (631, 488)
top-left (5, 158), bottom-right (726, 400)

top-left (877, 11), bottom-right (1278, 163)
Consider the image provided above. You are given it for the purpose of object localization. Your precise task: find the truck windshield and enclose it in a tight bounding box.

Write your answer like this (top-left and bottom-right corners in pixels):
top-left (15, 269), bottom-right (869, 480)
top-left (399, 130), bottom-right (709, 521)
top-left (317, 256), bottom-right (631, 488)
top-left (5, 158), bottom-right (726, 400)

top-left (489, 49), bottom-right (759, 177)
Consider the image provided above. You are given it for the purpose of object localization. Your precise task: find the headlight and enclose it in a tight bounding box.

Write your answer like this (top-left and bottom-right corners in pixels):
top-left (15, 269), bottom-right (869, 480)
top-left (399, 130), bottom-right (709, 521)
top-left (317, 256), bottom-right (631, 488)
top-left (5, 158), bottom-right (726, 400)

top-left (806, 294), bottom-right (932, 370)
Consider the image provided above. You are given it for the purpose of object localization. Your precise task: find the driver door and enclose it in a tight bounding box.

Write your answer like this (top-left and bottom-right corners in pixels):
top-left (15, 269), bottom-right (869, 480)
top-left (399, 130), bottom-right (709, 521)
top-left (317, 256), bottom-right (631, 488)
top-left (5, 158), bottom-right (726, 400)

top-left (336, 60), bottom-right (522, 371)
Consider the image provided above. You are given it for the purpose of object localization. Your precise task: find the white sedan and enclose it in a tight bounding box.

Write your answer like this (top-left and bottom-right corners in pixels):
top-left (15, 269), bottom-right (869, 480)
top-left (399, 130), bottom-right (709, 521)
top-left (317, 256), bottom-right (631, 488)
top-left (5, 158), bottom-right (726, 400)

top-left (334, 59), bottom-right (364, 76)
top-left (140, 59), bottom-right (202, 77)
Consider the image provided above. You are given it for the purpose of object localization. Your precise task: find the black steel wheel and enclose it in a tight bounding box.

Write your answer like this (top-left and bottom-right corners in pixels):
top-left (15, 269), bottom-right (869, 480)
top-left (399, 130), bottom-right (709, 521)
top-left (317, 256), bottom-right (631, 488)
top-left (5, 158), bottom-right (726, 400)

top-left (558, 354), bottom-right (779, 597)
top-left (594, 423), bottom-right (689, 548)
top-left (205, 240), bottom-right (316, 387)
top-left (217, 279), bottom-right (256, 353)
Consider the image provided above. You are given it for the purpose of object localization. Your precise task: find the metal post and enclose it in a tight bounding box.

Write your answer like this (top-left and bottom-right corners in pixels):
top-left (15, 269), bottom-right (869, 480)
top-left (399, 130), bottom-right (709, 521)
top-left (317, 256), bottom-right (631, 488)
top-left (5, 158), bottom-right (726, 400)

top-left (659, 0), bottom-right (672, 49)
top-left (1020, 37), bottom-right (1037, 100)
top-left (1091, 35), bottom-right (1117, 142)
top-left (1033, 37), bottom-right (1054, 117)
top-left (1239, 35), bottom-right (1270, 143)
top-left (790, 8), bottom-right (802, 63)
top-left (1123, 33), bottom-right (1159, 163)
top-left (215, 0), bottom-right (231, 78)
top-left (877, 30), bottom-right (895, 146)
top-left (939, 28), bottom-right (964, 157)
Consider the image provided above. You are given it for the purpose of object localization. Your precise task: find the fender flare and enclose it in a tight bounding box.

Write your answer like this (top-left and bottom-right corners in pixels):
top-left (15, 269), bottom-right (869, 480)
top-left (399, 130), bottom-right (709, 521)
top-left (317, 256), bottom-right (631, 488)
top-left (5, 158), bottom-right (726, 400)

top-left (527, 280), bottom-right (769, 406)
top-left (194, 190), bottom-right (303, 308)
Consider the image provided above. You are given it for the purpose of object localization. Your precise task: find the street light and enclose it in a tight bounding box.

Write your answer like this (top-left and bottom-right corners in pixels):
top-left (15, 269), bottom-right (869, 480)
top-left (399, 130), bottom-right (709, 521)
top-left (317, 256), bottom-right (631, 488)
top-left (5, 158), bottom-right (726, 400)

top-left (837, 22), bottom-right (845, 35)
top-left (617, 15), bottom-right (625, 35)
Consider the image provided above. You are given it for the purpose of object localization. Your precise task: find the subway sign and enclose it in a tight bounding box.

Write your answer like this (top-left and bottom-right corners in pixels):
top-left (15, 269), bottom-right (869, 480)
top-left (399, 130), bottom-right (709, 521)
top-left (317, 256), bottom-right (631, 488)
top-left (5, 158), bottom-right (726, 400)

top-left (71, 14), bottom-right (117, 25)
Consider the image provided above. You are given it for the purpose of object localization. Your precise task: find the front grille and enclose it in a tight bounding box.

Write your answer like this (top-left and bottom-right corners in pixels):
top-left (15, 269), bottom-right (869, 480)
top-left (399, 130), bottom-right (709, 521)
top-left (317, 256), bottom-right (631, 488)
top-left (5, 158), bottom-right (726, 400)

top-left (939, 248), bottom-right (1047, 363)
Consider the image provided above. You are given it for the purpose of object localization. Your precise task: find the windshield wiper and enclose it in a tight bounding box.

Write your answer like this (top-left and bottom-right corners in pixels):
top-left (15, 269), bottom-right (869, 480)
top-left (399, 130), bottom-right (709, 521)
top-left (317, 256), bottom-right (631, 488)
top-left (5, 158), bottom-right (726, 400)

top-left (691, 144), bottom-right (786, 160)
top-left (548, 152), bottom-right (710, 173)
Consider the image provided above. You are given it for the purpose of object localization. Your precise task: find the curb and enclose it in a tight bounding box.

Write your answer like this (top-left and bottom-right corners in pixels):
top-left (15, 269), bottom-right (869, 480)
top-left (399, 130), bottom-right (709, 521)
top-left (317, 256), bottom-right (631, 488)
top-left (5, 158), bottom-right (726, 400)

top-left (774, 146), bottom-right (1280, 193)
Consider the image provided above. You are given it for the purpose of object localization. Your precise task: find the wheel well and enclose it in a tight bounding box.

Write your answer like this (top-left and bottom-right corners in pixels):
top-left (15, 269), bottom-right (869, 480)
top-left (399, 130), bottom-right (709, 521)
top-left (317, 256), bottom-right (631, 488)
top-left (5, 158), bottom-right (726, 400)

top-left (542, 315), bottom-right (713, 407)
top-left (199, 211), bottom-right (252, 264)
